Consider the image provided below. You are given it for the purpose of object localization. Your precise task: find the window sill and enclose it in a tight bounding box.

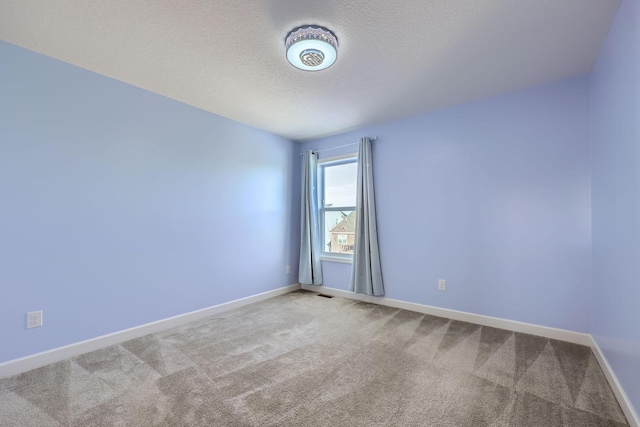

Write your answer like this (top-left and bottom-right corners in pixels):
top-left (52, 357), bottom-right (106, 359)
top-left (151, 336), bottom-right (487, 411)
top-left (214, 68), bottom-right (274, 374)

top-left (320, 256), bottom-right (353, 264)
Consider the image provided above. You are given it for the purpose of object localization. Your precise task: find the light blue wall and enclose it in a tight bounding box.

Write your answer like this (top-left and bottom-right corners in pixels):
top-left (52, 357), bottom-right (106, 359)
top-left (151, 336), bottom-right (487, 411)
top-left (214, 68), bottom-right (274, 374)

top-left (590, 0), bottom-right (640, 414)
top-left (0, 41), bottom-right (299, 363)
top-left (302, 75), bottom-right (592, 333)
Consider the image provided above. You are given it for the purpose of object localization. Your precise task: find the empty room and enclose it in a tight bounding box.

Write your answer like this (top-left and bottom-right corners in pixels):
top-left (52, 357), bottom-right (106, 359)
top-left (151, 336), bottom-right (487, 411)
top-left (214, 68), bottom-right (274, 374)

top-left (0, 1), bottom-right (638, 426)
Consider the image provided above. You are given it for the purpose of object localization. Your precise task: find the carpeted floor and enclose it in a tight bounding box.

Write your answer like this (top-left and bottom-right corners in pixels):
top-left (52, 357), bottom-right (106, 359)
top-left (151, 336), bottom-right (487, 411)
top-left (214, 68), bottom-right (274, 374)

top-left (0, 290), bottom-right (628, 426)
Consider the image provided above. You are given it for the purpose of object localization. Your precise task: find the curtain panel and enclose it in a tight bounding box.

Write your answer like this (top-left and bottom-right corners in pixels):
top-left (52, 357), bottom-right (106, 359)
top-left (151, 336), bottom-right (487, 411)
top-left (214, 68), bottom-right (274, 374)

top-left (350, 137), bottom-right (384, 296)
top-left (299, 150), bottom-right (323, 285)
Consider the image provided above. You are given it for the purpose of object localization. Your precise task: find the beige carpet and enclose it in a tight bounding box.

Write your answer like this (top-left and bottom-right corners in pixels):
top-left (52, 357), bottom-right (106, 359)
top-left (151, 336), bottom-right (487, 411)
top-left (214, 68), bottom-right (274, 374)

top-left (0, 290), bottom-right (628, 426)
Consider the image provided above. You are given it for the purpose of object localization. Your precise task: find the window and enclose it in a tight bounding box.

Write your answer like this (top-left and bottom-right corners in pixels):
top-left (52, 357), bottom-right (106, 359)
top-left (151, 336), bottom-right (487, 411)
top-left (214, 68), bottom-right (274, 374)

top-left (319, 154), bottom-right (358, 258)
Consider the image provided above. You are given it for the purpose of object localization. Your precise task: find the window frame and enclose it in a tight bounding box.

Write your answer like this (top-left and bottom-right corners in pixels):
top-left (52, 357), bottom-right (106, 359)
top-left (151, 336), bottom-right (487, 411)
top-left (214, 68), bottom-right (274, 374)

top-left (318, 152), bottom-right (358, 262)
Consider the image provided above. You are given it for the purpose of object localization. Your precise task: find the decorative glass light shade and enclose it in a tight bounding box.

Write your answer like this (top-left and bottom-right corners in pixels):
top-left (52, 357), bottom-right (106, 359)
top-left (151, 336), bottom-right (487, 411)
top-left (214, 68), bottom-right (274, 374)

top-left (285, 25), bottom-right (338, 71)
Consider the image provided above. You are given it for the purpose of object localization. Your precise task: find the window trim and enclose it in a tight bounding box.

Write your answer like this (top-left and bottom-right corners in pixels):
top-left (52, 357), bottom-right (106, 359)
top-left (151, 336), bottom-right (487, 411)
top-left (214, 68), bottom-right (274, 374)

top-left (318, 153), bottom-right (358, 261)
top-left (320, 255), bottom-right (353, 264)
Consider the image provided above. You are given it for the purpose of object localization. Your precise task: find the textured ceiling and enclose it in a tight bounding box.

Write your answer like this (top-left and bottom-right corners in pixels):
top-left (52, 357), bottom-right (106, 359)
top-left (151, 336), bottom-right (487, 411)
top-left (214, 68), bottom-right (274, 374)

top-left (0, 0), bottom-right (620, 141)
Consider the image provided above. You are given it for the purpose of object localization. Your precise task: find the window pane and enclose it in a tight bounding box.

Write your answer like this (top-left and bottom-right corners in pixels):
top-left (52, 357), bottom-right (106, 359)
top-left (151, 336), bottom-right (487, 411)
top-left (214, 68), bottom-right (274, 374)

top-left (324, 162), bottom-right (357, 207)
top-left (324, 210), bottom-right (356, 254)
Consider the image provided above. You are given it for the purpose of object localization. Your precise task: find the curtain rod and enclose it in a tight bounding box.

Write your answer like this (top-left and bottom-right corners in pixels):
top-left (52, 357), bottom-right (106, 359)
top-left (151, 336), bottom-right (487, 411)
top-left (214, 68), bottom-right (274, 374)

top-left (301, 136), bottom-right (378, 156)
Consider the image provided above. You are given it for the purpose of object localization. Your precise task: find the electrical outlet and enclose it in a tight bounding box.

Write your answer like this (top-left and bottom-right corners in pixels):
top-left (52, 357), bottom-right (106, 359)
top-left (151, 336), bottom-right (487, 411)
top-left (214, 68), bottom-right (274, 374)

top-left (286, 265), bottom-right (291, 274)
top-left (438, 279), bottom-right (446, 291)
top-left (27, 310), bottom-right (43, 329)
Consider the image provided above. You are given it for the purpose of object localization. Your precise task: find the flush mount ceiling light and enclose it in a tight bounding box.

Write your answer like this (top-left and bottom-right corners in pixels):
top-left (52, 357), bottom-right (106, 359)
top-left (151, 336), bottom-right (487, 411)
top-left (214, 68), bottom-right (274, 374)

top-left (285, 25), bottom-right (338, 71)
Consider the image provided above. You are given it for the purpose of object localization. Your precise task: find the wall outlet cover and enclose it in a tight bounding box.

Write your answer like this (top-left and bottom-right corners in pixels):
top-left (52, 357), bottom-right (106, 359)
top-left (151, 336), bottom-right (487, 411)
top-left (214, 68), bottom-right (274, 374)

top-left (27, 311), bottom-right (43, 329)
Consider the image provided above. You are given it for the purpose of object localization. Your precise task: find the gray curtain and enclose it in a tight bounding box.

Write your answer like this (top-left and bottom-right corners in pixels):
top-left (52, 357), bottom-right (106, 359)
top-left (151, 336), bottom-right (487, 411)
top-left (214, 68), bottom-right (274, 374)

top-left (299, 150), bottom-right (323, 285)
top-left (350, 137), bottom-right (384, 296)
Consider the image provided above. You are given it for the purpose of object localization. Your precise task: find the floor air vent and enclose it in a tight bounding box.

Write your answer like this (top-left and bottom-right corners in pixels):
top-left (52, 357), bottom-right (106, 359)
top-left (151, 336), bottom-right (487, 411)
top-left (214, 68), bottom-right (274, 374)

top-left (317, 294), bottom-right (334, 299)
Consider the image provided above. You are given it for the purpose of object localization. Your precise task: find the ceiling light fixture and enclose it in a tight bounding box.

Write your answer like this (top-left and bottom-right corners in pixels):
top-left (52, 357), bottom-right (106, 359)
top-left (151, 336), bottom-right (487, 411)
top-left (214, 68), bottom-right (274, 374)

top-left (285, 25), bottom-right (338, 71)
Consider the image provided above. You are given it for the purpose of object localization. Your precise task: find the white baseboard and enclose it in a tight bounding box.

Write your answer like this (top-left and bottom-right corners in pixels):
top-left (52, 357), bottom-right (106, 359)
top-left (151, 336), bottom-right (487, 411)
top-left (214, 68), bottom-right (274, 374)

top-left (302, 284), bottom-right (639, 426)
top-left (589, 337), bottom-right (639, 427)
top-left (0, 283), bottom-right (301, 379)
top-left (301, 284), bottom-right (592, 345)
top-left (4, 282), bottom-right (636, 427)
